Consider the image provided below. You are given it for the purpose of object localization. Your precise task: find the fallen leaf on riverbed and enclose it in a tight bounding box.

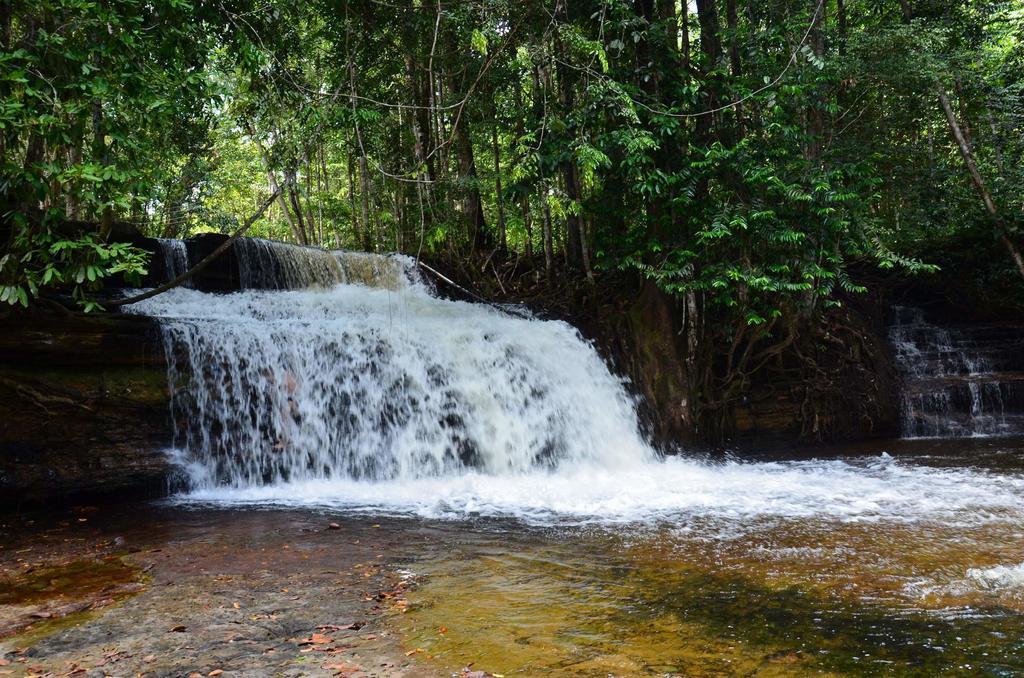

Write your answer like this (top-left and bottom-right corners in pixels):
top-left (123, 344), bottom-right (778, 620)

top-left (296, 632), bottom-right (333, 645)
top-left (405, 648), bottom-right (423, 656)
top-left (317, 621), bottom-right (364, 631)
top-left (208, 670), bottom-right (224, 676)
top-left (170, 624), bottom-right (187, 632)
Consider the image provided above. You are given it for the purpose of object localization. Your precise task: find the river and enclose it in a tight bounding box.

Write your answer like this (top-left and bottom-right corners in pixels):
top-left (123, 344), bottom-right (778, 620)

top-left (2, 241), bottom-right (1022, 675)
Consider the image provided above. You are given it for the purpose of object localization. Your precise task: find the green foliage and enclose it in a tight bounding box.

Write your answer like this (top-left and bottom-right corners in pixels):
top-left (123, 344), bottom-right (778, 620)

top-left (1, 223), bottom-right (148, 310)
top-left (1, 0), bottom-right (226, 308)
top-left (3, 0), bottom-right (1021, 334)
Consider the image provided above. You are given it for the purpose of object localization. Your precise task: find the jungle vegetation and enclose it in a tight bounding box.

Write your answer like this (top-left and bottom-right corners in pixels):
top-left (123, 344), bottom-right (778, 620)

top-left (2, 0), bottom-right (1023, 436)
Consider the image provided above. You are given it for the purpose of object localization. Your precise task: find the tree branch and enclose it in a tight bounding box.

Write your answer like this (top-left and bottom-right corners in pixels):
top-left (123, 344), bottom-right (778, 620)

top-left (110, 190), bottom-right (280, 308)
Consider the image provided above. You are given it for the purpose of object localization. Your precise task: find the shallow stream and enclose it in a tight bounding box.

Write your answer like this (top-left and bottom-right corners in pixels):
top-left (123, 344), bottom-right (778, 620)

top-left (52, 240), bottom-right (1022, 675)
top-left (167, 437), bottom-right (1024, 676)
top-left (3, 438), bottom-right (1024, 675)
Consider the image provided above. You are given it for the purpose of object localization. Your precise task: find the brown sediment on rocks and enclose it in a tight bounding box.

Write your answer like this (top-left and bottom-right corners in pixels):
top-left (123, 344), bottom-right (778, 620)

top-left (0, 507), bottom-right (433, 677)
top-left (0, 555), bottom-right (144, 639)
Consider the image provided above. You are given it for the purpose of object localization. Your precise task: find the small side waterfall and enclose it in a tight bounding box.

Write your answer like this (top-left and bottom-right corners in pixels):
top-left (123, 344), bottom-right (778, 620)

top-left (888, 306), bottom-right (1024, 438)
top-left (230, 238), bottom-right (412, 291)
top-left (128, 248), bottom-right (651, 489)
top-left (234, 238), bottom-right (347, 289)
top-left (155, 238), bottom-right (191, 287)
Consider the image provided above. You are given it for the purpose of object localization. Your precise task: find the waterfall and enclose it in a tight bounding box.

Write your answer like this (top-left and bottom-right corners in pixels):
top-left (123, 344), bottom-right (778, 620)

top-left (233, 238), bottom-right (348, 289)
top-left (229, 238), bottom-right (415, 291)
top-left (121, 257), bottom-right (1024, 525)
top-left (155, 238), bottom-right (191, 287)
top-left (128, 250), bottom-right (651, 489)
top-left (888, 306), bottom-right (1024, 438)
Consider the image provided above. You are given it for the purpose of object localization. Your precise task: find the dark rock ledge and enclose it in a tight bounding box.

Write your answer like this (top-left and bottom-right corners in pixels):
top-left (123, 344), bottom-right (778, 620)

top-left (0, 312), bottom-right (172, 507)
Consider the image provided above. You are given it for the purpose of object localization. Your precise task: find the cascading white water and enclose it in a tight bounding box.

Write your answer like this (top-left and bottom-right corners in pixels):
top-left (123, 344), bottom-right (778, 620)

top-left (233, 238), bottom-right (348, 289)
top-left (130, 250), bottom-right (650, 489)
top-left (889, 306), bottom-right (1023, 438)
top-left (124, 244), bottom-right (1024, 531)
top-left (231, 238), bottom-right (414, 291)
top-left (156, 238), bottom-right (191, 287)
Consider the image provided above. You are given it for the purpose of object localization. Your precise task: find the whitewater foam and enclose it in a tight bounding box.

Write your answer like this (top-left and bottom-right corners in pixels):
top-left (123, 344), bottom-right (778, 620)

top-left (128, 251), bottom-right (651, 488)
top-left (967, 562), bottom-right (1024, 590)
top-left (171, 454), bottom-right (1024, 527)
top-left (126, 244), bottom-right (1024, 530)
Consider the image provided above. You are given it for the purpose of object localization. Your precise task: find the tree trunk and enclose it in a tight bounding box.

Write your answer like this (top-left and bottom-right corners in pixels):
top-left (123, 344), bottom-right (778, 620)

top-left (91, 99), bottom-right (113, 239)
top-left (514, 77), bottom-right (532, 259)
top-left (542, 192), bottom-right (554, 277)
top-left (433, 74), bottom-right (447, 184)
top-left (837, 0), bottom-right (847, 56)
top-left (681, 0), bottom-right (690, 76)
top-left (521, 194), bottom-right (533, 259)
top-left (346, 146), bottom-right (359, 245)
top-left (251, 128), bottom-right (305, 244)
top-left (726, 0), bottom-right (740, 77)
top-left (657, 0), bottom-right (678, 55)
top-left (318, 146), bottom-right (328, 245)
top-left (348, 57), bottom-right (375, 251)
top-left (491, 121), bottom-right (507, 250)
top-left (551, 41), bottom-right (584, 266)
top-left (0, 2), bottom-right (11, 52)
top-left (580, 214), bottom-right (595, 284)
top-left (405, 49), bottom-right (434, 237)
top-left (303, 150), bottom-right (319, 244)
top-left (283, 166), bottom-right (310, 245)
top-left (64, 142), bottom-right (82, 219)
top-left (405, 53), bottom-right (435, 184)
top-left (452, 105), bottom-right (490, 252)
top-left (805, 0), bottom-right (826, 162)
top-left (937, 86), bottom-right (1024, 279)
top-left (695, 0), bottom-right (723, 73)
top-left (694, 0), bottom-right (723, 165)
top-left (897, 0), bottom-right (913, 22)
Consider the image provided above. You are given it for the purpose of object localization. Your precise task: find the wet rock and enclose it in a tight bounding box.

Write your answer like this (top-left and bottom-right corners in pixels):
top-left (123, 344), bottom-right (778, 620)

top-left (0, 312), bottom-right (171, 506)
top-left (0, 510), bottom-right (427, 677)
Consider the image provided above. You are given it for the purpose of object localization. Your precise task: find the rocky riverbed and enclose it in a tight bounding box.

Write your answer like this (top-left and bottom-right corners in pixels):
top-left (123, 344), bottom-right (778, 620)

top-left (5, 439), bottom-right (1024, 678)
top-left (0, 507), bottom-right (435, 677)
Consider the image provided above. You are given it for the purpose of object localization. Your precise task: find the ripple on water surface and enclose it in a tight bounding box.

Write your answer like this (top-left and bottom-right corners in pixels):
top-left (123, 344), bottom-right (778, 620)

top-left (181, 451), bottom-right (1024, 527)
top-left (392, 514), bottom-right (1024, 676)
top-left (173, 442), bottom-right (1024, 676)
